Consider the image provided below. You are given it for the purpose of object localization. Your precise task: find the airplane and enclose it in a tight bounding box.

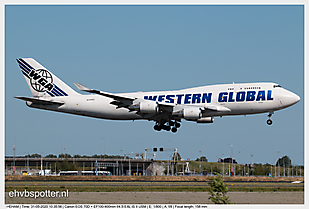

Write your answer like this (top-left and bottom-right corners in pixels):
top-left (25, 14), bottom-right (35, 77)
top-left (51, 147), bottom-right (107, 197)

top-left (15, 58), bottom-right (300, 133)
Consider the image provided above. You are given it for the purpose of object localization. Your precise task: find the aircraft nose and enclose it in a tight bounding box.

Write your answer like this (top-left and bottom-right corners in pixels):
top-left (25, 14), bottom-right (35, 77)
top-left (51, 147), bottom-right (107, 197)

top-left (279, 90), bottom-right (300, 108)
top-left (285, 91), bottom-right (300, 106)
top-left (294, 93), bottom-right (301, 103)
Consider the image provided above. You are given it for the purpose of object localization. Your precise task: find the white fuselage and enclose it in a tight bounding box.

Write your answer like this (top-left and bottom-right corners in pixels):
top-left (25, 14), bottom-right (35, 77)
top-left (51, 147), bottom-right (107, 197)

top-left (26, 82), bottom-right (300, 121)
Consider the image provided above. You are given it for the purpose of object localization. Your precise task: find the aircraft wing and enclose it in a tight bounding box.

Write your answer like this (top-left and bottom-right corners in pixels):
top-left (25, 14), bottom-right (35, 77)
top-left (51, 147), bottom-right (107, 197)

top-left (15, 96), bottom-right (64, 105)
top-left (74, 83), bottom-right (136, 101)
top-left (75, 83), bottom-right (175, 111)
top-left (74, 83), bottom-right (230, 115)
top-left (202, 105), bottom-right (231, 112)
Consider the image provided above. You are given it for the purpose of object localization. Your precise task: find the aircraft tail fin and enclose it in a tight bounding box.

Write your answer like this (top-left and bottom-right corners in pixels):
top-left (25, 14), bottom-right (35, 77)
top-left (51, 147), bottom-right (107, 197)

top-left (16, 58), bottom-right (79, 97)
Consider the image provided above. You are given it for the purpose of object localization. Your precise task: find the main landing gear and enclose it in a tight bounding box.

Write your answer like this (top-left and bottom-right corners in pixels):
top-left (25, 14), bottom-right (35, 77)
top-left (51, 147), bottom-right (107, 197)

top-left (266, 113), bottom-right (273, 125)
top-left (154, 120), bottom-right (181, 133)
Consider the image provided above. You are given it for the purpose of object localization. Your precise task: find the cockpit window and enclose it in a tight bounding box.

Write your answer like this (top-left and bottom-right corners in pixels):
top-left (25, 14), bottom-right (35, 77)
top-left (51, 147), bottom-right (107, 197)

top-left (273, 85), bottom-right (281, 88)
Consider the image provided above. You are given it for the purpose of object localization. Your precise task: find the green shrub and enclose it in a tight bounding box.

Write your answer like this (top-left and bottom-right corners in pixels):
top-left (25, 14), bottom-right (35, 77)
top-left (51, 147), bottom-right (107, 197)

top-left (208, 172), bottom-right (230, 204)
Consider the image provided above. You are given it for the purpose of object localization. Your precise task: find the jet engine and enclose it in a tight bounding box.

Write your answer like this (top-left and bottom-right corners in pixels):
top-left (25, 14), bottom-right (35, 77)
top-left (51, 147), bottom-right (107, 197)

top-left (129, 101), bottom-right (159, 114)
top-left (196, 117), bottom-right (214, 123)
top-left (182, 107), bottom-right (202, 119)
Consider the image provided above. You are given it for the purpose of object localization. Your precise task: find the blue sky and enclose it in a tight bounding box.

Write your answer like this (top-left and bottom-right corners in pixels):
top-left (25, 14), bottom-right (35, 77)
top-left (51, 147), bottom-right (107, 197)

top-left (5, 5), bottom-right (304, 165)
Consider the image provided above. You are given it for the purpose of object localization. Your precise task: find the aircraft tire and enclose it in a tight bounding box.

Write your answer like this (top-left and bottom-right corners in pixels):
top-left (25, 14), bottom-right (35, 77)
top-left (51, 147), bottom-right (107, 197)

top-left (171, 127), bottom-right (177, 133)
top-left (175, 123), bottom-right (181, 128)
top-left (163, 125), bottom-right (171, 131)
top-left (154, 125), bottom-right (161, 131)
top-left (267, 119), bottom-right (273, 125)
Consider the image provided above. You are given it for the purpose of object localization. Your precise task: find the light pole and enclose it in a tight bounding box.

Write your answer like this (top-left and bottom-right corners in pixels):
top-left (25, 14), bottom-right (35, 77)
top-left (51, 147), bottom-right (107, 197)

top-left (103, 138), bottom-right (105, 156)
top-left (243, 149), bottom-right (246, 176)
top-left (99, 145), bottom-right (101, 159)
top-left (120, 150), bottom-right (123, 175)
top-left (271, 148), bottom-right (275, 177)
top-left (129, 154), bottom-right (131, 176)
top-left (171, 153), bottom-right (173, 176)
top-left (124, 153), bottom-right (127, 175)
top-left (231, 145), bottom-right (233, 176)
top-left (250, 147), bottom-right (253, 176)
top-left (292, 149), bottom-right (295, 177)
top-left (199, 150), bottom-right (201, 174)
top-left (251, 154), bottom-right (253, 176)
top-left (282, 160), bottom-right (285, 177)
top-left (175, 148), bottom-right (178, 175)
top-left (59, 136), bottom-right (62, 157)
top-left (215, 156), bottom-right (218, 174)
top-left (41, 153), bottom-right (43, 176)
top-left (222, 154), bottom-right (224, 176)
top-left (129, 152), bottom-right (133, 176)
top-left (277, 151), bottom-right (280, 177)
top-left (13, 145), bottom-right (16, 175)
top-left (24, 152), bottom-right (27, 171)
top-left (27, 153), bottom-right (29, 172)
top-left (238, 151), bottom-right (241, 176)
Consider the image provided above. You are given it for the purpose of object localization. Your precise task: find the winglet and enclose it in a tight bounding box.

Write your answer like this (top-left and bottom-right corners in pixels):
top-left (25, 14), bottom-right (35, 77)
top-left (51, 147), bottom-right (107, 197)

top-left (74, 83), bottom-right (91, 91)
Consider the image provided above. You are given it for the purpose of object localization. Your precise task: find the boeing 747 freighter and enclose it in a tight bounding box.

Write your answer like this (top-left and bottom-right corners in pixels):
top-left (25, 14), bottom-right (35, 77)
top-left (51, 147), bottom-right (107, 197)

top-left (15, 58), bottom-right (300, 133)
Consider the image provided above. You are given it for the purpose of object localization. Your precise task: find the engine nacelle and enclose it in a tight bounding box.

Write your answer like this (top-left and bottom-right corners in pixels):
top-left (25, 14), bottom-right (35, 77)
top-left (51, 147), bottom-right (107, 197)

top-left (196, 117), bottom-right (214, 123)
top-left (130, 101), bottom-right (159, 114)
top-left (183, 107), bottom-right (202, 120)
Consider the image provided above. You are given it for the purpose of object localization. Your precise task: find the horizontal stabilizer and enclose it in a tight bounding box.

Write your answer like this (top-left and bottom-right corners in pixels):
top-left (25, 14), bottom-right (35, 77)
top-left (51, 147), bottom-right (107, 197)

top-left (74, 83), bottom-right (136, 101)
top-left (15, 96), bottom-right (64, 105)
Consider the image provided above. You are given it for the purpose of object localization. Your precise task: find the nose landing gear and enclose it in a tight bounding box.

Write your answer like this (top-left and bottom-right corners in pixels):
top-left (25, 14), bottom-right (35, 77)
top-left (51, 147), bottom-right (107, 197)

top-left (267, 119), bottom-right (273, 125)
top-left (266, 113), bottom-right (273, 125)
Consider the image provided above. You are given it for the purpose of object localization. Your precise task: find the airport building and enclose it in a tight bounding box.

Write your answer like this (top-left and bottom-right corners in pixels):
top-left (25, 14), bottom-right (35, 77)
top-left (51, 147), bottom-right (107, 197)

top-left (5, 156), bottom-right (153, 176)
